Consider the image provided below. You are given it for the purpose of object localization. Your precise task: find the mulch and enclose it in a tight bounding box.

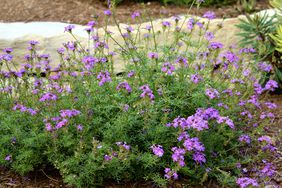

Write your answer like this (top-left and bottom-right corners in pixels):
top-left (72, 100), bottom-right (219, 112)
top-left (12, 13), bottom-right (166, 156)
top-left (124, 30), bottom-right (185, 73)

top-left (0, 0), bottom-right (271, 26)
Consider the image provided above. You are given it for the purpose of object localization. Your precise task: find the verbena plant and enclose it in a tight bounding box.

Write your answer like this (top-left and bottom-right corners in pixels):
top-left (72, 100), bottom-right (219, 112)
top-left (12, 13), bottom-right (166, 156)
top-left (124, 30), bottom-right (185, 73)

top-left (0, 1), bottom-right (279, 187)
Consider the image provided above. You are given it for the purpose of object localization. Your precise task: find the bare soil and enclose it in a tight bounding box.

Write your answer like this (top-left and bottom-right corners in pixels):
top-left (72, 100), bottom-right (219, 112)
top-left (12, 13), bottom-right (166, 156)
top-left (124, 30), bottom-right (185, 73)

top-left (0, 0), bottom-right (270, 26)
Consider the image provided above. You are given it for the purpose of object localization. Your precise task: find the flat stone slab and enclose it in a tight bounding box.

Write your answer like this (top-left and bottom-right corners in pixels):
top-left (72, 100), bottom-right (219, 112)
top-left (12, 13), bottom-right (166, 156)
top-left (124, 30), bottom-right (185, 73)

top-left (0, 9), bottom-right (276, 72)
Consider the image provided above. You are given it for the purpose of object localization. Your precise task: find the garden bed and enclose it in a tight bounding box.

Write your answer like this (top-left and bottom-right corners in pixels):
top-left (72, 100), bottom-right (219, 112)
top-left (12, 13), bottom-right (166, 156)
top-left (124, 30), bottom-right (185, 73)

top-left (0, 0), bottom-right (281, 188)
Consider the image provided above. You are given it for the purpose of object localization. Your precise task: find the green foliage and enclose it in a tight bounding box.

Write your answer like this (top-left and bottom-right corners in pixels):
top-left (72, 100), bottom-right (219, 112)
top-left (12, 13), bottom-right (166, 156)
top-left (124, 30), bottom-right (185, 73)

top-left (236, 0), bottom-right (282, 88)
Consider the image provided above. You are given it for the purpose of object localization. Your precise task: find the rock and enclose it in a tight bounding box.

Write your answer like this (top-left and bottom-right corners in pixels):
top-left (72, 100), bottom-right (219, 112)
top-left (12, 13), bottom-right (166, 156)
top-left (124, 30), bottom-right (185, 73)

top-left (0, 9), bottom-right (276, 72)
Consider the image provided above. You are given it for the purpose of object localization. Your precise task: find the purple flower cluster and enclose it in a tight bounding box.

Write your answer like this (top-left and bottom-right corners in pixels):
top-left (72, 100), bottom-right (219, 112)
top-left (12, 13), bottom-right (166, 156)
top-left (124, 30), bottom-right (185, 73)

top-left (190, 74), bottom-right (202, 84)
top-left (208, 42), bottom-right (223, 49)
top-left (236, 177), bottom-right (258, 188)
top-left (116, 82), bottom-right (132, 93)
top-left (59, 109), bottom-right (81, 118)
top-left (164, 168), bottom-right (178, 180)
top-left (161, 62), bottom-right (175, 75)
top-left (150, 145), bottom-right (164, 157)
top-left (12, 104), bottom-right (38, 116)
top-left (205, 88), bottom-right (219, 99)
top-left (203, 11), bottom-right (216, 20)
top-left (116, 142), bottom-right (131, 150)
top-left (97, 71), bottom-right (112, 86)
top-left (148, 52), bottom-right (158, 59)
top-left (239, 134), bottom-right (251, 144)
top-left (139, 84), bottom-right (155, 101)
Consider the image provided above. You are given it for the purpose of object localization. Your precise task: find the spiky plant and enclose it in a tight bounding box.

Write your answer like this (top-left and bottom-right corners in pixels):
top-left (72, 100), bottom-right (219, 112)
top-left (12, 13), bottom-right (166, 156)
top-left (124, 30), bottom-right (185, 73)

top-left (236, 0), bottom-right (282, 90)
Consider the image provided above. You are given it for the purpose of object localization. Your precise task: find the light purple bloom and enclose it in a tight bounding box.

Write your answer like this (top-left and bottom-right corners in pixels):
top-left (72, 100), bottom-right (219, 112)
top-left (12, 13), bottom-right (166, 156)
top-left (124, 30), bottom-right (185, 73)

top-left (190, 74), bottom-right (202, 84)
top-left (236, 177), bottom-right (258, 188)
top-left (64, 25), bottom-right (75, 33)
top-left (116, 82), bottom-right (132, 93)
top-left (5, 155), bottom-right (11, 161)
top-left (60, 109), bottom-right (81, 118)
top-left (208, 42), bottom-right (223, 49)
top-left (161, 62), bottom-right (175, 75)
top-left (239, 134), bottom-right (251, 144)
top-left (139, 84), bottom-right (155, 101)
top-left (97, 71), bottom-right (112, 86)
top-left (104, 9), bottom-right (112, 16)
top-left (151, 145), bottom-right (164, 157)
top-left (203, 11), bottom-right (216, 20)
top-left (205, 88), bottom-right (219, 99)
top-left (265, 80), bottom-right (278, 91)
top-left (131, 11), bottom-right (141, 19)
top-left (148, 52), bottom-right (158, 59)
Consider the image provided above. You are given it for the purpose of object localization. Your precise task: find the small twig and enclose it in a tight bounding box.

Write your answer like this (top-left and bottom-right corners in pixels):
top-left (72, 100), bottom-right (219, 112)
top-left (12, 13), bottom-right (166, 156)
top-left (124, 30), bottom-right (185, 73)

top-left (40, 169), bottom-right (59, 182)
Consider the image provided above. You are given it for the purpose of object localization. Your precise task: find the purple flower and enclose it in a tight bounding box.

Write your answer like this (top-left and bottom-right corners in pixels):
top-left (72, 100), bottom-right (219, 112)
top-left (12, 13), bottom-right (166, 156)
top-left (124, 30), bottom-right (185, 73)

top-left (104, 9), bottom-right (112, 16)
top-left (175, 56), bottom-right (188, 67)
top-left (264, 80), bottom-right (278, 91)
top-left (264, 102), bottom-right (277, 109)
top-left (261, 162), bottom-right (276, 177)
top-left (123, 104), bottom-right (130, 112)
top-left (161, 62), bottom-right (175, 75)
top-left (208, 42), bottom-right (223, 49)
top-left (171, 147), bottom-right (186, 167)
top-left (223, 51), bottom-right (239, 63)
top-left (236, 177), bottom-right (258, 188)
top-left (116, 82), bottom-right (132, 93)
top-left (204, 31), bottom-right (214, 41)
top-left (258, 62), bottom-right (272, 72)
top-left (150, 145), bottom-right (164, 157)
top-left (258, 135), bottom-right (272, 144)
top-left (239, 134), bottom-right (251, 144)
top-left (104, 155), bottom-right (112, 161)
top-left (131, 11), bottom-right (140, 19)
top-left (1, 54), bottom-right (13, 61)
top-left (5, 155), bottom-right (11, 161)
top-left (87, 21), bottom-right (97, 28)
top-left (3, 48), bottom-right (13, 53)
top-left (139, 84), bottom-right (155, 101)
top-left (190, 74), bottom-right (202, 84)
top-left (203, 11), bottom-right (216, 20)
top-left (28, 40), bottom-right (39, 46)
top-left (127, 71), bottom-right (135, 78)
top-left (205, 88), bottom-right (219, 99)
top-left (239, 47), bottom-right (256, 54)
top-left (187, 18), bottom-right (195, 30)
top-left (186, 115), bottom-right (209, 131)
top-left (148, 52), bottom-right (158, 59)
top-left (39, 92), bottom-right (58, 102)
top-left (97, 71), bottom-right (112, 86)
top-left (145, 25), bottom-right (152, 31)
top-left (192, 152), bottom-right (206, 164)
top-left (45, 123), bottom-right (53, 132)
top-left (164, 168), bottom-right (178, 180)
top-left (55, 119), bottom-right (68, 129)
top-left (66, 41), bottom-right (76, 51)
top-left (162, 21), bottom-right (171, 28)
top-left (76, 125), bottom-right (83, 131)
top-left (64, 25), bottom-right (75, 33)
top-left (60, 109), bottom-right (81, 118)
top-left (183, 137), bottom-right (205, 152)
top-left (82, 56), bottom-right (98, 70)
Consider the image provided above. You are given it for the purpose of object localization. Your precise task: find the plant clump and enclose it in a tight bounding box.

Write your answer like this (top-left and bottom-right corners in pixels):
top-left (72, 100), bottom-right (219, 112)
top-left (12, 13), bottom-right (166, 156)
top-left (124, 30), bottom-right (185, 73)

top-left (0, 1), bottom-right (280, 187)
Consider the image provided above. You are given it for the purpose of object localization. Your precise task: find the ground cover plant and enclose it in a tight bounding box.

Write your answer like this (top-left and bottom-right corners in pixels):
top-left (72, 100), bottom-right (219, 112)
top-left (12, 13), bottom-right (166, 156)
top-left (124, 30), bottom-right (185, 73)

top-left (0, 0), bottom-right (280, 187)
